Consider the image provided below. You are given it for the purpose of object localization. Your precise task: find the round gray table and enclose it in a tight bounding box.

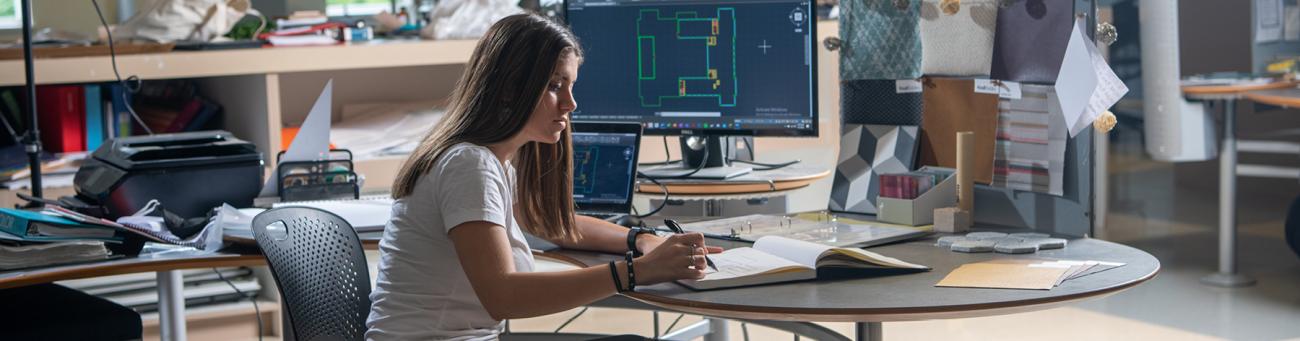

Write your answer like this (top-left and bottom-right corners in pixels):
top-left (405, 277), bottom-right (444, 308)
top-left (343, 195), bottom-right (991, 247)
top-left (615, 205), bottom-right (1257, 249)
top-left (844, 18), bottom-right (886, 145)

top-left (541, 235), bottom-right (1160, 341)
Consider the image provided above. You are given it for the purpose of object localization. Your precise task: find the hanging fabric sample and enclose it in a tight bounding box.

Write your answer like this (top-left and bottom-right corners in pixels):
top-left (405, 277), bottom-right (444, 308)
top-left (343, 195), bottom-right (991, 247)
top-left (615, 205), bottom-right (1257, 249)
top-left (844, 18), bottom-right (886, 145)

top-left (841, 79), bottom-right (924, 125)
top-left (919, 78), bottom-right (999, 184)
top-left (919, 0), bottom-right (999, 76)
top-left (989, 0), bottom-right (1074, 83)
top-left (839, 0), bottom-right (924, 80)
top-left (993, 84), bottom-right (1066, 196)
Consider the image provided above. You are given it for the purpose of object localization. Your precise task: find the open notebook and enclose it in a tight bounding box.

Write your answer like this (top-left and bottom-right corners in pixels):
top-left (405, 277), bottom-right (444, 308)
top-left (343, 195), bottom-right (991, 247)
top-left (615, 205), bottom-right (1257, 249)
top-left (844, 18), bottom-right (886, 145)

top-left (680, 236), bottom-right (929, 290)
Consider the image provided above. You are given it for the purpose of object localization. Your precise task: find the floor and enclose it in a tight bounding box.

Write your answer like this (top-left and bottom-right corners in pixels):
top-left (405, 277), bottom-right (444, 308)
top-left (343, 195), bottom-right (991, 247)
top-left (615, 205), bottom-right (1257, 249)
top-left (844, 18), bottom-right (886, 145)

top-left (508, 133), bottom-right (1300, 340)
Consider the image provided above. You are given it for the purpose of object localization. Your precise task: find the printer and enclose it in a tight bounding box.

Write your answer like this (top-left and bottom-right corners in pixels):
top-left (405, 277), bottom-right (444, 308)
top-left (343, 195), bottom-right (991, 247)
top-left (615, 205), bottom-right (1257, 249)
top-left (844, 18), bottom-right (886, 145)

top-left (74, 131), bottom-right (264, 219)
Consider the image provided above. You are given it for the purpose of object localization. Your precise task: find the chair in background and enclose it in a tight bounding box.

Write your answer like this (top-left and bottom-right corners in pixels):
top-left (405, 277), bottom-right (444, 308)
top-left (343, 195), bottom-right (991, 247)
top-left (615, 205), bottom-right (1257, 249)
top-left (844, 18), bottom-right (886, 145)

top-left (252, 207), bottom-right (371, 341)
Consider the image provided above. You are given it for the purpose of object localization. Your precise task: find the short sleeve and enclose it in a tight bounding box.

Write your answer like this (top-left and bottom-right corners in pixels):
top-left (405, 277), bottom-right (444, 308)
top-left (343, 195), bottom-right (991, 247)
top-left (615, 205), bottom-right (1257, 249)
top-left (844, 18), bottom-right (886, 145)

top-left (434, 147), bottom-right (510, 233)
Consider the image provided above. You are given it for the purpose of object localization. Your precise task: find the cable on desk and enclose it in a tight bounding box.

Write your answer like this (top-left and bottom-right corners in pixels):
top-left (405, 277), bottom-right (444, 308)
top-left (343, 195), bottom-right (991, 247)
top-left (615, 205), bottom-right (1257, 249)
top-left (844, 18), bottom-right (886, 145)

top-left (92, 0), bottom-right (154, 135)
top-left (553, 306), bottom-right (588, 333)
top-left (742, 322), bottom-right (750, 341)
top-left (640, 139), bottom-right (709, 179)
top-left (729, 138), bottom-right (800, 170)
top-left (639, 136), bottom-right (682, 166)
top-left (212, 268), bottom-right (263, 341)
top-left (633, 171), bottom-right (670, 218)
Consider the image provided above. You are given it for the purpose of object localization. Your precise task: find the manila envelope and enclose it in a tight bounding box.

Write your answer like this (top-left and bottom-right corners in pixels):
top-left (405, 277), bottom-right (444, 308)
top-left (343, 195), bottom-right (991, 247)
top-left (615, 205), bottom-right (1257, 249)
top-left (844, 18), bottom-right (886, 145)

top-left (920, 78), bottom-right (999, 184)
top-left (935, 262), bottom-right (1069, 290)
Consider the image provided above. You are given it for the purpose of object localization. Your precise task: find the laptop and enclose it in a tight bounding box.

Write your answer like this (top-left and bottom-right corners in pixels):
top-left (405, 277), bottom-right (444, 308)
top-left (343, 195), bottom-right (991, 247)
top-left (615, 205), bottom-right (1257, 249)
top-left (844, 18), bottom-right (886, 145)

top-left (571, 122), bottom-right (643, 220)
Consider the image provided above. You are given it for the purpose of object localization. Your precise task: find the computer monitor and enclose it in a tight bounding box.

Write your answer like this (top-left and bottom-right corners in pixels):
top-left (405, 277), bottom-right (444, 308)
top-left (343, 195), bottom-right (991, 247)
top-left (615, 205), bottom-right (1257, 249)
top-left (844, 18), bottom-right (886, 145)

top-left (566, 0), bottom-right (817, 177)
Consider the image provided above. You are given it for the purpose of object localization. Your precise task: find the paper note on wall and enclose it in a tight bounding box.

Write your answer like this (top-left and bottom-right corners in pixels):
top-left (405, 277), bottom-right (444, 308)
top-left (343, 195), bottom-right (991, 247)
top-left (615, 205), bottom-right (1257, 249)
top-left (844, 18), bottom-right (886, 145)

top-left (260, 80), bottom-right (335, 197)
top-left (1054, 20), bottom-right (1097, 138)
top-left (1072, 30), bottom-right (1130, 136)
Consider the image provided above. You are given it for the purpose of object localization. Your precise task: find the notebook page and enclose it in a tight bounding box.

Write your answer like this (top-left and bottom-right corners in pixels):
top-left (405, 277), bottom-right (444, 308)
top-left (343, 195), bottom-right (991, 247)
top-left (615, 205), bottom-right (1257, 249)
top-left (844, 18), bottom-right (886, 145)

top-left (752, 236), bottom-right (834, 268)
top-left (697, 247), bottom-right (810, 281)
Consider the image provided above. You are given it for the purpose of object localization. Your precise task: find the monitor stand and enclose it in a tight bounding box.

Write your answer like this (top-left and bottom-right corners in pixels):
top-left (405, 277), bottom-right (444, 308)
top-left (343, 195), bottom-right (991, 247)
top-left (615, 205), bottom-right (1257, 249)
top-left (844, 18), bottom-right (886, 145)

top-left (639, 136), bottom-right (752, 180)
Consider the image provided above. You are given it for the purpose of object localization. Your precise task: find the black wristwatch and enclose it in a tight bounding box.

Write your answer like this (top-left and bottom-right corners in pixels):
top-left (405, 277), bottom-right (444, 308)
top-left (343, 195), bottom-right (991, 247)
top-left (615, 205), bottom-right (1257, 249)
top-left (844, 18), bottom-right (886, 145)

top-left (626, 227), bottom-right (656, 257)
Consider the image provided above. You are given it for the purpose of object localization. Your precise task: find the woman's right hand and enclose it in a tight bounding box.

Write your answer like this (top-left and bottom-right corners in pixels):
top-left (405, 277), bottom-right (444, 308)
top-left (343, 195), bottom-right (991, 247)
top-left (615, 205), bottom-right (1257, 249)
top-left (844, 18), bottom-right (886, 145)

top-left (634, 233), bottom-right (710, 285)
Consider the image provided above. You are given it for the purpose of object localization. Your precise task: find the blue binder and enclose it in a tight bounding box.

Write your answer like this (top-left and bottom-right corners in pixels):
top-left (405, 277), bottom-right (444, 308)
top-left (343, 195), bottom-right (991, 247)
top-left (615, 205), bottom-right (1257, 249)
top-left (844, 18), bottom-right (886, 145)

top-left (0, 208), bottom-right (121, 242)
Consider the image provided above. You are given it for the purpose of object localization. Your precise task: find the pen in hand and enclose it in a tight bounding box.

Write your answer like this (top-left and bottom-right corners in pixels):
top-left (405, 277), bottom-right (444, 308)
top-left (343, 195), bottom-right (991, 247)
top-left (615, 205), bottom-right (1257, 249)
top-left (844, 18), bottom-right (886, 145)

top-left (663, 219), bottom-right (718, 271)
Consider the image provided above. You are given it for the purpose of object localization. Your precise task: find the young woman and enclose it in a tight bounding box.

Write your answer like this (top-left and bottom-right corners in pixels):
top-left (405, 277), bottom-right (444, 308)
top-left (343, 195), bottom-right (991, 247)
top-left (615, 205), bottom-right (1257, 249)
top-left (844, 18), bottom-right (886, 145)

top-left (365, 14), bottom-right (720, 340)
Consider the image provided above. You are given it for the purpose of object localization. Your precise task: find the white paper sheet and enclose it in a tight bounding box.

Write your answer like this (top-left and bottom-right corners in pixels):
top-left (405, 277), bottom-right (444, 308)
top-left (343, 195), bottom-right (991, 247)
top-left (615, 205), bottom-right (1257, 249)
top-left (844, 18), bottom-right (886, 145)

top-left (260, 80), bottom-right (335, 197)
top-left (1286, 5), bottom-right (1300, 41)
top-left (1055, 20), bottom-right (1098, 138)
top-left (1257, 0), bottom-right (1285, 42)
top-left (1071, 30), bottom-right (1130, 137)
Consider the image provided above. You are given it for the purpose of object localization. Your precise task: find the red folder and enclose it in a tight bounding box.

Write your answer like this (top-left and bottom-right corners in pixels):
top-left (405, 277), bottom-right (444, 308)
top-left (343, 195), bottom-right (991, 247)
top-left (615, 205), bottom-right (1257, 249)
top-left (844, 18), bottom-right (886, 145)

top-left (36, 85), bottom-right (86, 153)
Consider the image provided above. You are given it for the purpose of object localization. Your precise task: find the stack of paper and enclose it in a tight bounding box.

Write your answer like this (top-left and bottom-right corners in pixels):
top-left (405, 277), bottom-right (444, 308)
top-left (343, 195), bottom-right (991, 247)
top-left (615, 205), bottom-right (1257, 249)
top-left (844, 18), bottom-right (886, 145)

top-left (0, 241), bottom-right (111, 270)
top-left (936, 259), bottom-right (1126, 290)
top-left (332, 101), bottom-right (446, 160)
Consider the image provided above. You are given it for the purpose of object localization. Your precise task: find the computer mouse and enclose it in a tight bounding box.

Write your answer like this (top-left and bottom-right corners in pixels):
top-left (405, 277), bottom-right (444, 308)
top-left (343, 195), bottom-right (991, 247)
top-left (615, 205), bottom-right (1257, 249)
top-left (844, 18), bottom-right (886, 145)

top-left (613, 214), bottom-right (643, 228)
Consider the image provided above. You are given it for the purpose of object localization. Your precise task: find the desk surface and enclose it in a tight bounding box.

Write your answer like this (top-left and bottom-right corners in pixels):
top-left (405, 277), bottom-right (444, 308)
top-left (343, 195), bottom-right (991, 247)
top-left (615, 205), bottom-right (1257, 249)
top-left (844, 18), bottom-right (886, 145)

top-left (1182, 80), bottom-right (1295, 98)
top-left (540, 235), bottom-right (1159, 323)
top-left (1244, 87), bottom-right (1300, 107)
top-left (0, 251), bottom-right (265, 290)
top-left (637, 163), bottom-right (830, 195)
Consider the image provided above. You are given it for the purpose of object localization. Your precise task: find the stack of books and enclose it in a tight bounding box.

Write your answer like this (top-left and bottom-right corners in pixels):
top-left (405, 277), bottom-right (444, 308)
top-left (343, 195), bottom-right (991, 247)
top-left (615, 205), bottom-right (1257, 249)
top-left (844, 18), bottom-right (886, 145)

top-left (0, 208), bottom-right (121, 270)
top-left (261, 11), bottom-right (353, 46)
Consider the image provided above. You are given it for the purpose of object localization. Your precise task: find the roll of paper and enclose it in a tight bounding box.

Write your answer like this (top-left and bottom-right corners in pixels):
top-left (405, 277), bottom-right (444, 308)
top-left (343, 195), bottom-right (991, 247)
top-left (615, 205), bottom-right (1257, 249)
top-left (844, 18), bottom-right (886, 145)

top-left (957, 131), bottom-right (974, 211)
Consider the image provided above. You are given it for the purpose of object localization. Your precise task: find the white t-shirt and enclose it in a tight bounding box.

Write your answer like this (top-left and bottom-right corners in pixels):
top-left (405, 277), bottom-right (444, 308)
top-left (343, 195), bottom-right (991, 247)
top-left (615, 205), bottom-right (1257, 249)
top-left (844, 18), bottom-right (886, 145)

top-left (366, 143), bottom-right (535, 341)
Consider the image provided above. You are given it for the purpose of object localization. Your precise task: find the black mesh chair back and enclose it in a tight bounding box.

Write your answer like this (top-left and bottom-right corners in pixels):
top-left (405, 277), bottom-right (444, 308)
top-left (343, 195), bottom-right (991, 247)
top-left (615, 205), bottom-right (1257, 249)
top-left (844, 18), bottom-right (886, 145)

top-left (253, 207), bottom-right (371, 341)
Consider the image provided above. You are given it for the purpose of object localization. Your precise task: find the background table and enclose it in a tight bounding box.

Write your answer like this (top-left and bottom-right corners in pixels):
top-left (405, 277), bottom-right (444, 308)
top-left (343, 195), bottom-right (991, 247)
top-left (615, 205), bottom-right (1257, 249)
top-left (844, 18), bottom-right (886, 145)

top-left (1182, 80), bottom-right (1294, 287)
top-left (540, 233), bottom-right (1160, 341)
top-left (0, 250), bottom-right (265, 341)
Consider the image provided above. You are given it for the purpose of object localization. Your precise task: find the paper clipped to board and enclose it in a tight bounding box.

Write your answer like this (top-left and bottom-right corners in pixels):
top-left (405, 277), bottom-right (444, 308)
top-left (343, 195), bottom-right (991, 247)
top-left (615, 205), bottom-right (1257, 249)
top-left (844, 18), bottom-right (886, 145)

top-left (1054, 19), bottom-right (1098, 138)
top-left (260, 80), bottom-right (335, 197)
top-left (1056, 19), bottom-right (1129, 138)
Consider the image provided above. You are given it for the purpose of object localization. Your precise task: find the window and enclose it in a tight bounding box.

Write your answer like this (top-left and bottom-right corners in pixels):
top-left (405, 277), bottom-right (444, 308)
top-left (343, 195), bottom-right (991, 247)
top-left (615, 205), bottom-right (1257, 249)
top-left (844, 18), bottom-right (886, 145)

top-left (326, 0), bottom-right (393, 17)
top-left (0, 0), bottom-right (22, 30)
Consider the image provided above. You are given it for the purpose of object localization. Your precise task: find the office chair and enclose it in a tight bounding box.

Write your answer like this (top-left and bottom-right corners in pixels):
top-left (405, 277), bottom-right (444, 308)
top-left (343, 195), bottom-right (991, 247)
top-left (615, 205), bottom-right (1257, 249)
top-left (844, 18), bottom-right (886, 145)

top-left (252, 207), bottom-right (371, 341)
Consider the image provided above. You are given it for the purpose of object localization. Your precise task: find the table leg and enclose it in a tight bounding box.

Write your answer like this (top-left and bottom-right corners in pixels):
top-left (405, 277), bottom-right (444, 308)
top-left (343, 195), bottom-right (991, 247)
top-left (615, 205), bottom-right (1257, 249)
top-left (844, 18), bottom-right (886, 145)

top-left (855, 322), bottom-right (881, 341)
top-left (704, 318), bottom-right (729, 341)
top-left (1202, 99), bottom-right (1257, 287)
top-left (158, 270), bottom-right (188, 341)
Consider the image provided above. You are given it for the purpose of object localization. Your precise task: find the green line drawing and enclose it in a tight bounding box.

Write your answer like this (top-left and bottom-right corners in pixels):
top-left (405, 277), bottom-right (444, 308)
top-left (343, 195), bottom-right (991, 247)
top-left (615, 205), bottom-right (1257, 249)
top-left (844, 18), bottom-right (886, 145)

top-left (636, 8), bottom-right (737, 108)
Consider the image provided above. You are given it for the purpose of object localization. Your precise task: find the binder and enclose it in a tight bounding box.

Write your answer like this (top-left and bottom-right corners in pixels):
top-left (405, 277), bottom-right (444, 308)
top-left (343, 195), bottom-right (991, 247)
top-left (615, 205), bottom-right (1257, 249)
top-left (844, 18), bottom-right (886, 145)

top-left (85, 84), bottom-right (105, 151)
top-left (0, 208), bottom-right (120, 242)
top-left (36, 85), bottom-right (86, 153)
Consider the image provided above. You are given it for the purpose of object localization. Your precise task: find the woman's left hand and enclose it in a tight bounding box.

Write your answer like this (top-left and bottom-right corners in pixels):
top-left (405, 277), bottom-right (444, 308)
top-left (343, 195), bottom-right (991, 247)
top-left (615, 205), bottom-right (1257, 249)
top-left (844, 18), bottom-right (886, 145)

top-left (637, 234), bottom-right (723, 255)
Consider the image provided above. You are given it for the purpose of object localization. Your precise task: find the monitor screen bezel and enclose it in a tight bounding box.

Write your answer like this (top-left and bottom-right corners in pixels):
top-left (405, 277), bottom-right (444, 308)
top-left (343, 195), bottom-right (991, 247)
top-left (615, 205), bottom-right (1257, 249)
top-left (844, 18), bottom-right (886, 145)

top-left (562, 0), bottom-right (819, 138)
top-left (570, 121), bottom-right (644, 213)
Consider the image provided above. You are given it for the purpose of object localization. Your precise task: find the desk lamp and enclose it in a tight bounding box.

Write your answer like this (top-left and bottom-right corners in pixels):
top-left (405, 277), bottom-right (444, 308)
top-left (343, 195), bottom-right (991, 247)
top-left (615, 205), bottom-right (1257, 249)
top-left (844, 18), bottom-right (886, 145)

top-left (16, 0), bottom-right (45, 205)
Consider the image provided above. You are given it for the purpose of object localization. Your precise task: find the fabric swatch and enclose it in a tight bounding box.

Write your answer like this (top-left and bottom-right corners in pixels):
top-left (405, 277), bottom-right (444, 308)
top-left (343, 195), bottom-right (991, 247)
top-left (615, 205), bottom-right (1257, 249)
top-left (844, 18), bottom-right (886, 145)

top-left (840, 0), bottom-right (923, 80)
top-left (994, 84), bottom-right (1066, 196)
top-left (919, 78), bottom-right (999, 184)
top-left (841, 79), bottom-right (924, 125)
top-left (919, 0), bottom-right (999, 76)
top-left (990, 0), bottom-right (1074, 83)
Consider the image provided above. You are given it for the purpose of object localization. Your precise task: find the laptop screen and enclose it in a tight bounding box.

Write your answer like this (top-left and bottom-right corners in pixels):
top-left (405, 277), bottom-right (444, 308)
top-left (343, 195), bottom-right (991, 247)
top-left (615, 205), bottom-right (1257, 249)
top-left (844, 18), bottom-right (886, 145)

top-left (572, 122), bottom-right (642, 213)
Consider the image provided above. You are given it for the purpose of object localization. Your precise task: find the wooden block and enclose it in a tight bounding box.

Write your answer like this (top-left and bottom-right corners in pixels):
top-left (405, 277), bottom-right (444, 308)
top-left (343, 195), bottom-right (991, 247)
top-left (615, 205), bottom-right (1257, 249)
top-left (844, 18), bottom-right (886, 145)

top-left (933, 207), bottom-right (972, 233)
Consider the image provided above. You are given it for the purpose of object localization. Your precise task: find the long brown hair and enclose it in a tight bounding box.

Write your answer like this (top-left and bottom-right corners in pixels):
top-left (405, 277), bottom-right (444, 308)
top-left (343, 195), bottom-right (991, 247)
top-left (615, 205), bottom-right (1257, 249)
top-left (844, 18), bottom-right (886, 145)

top-left (392, 13), bottom-right (582, 241)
